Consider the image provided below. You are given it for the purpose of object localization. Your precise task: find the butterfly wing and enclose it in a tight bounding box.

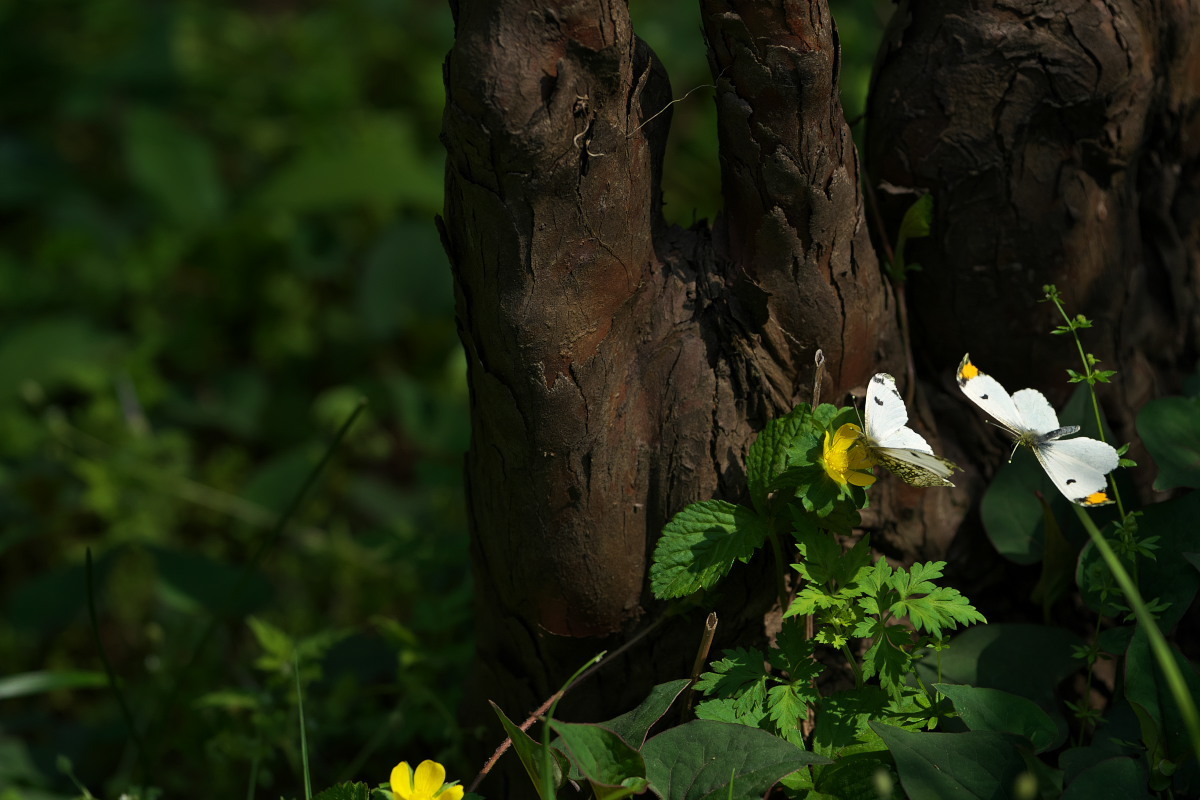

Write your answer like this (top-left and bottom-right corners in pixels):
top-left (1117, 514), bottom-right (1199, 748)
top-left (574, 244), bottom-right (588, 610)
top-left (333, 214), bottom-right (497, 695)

top-left (1011, 388), bottom-right (1074, 437)
top-left (865, 373), bottom-right (957, 486)
top-left (874, 447), bottom-right (957, 487)
top-left (866, 373), bottom-right (935, 449)
top-left (1032, 436), bottom-right (1120, 506)
top-left (956, 354), bottom-right (1028, 437)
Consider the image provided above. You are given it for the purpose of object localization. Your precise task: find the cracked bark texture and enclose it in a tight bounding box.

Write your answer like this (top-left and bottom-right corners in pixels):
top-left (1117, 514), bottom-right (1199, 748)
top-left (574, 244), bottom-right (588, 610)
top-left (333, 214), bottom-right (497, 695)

top-left (441, 0), bottom-right (911, 792)
top-left (868, 0), bottom-right (1200, 480)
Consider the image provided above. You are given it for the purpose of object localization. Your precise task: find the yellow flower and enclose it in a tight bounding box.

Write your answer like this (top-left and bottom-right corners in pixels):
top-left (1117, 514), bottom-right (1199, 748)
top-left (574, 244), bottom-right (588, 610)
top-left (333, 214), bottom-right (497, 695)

top-left (822, 423), bottom-right (878, 487)
top-left (390, 760), bottom-right (465, 800)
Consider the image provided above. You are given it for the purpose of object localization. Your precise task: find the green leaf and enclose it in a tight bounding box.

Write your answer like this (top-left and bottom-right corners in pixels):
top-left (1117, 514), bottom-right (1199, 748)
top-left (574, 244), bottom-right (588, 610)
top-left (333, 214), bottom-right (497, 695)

top-left (313, 782), bottom-right (371, 800)
top-left (252, 113), bottom-right (441, 214)
top-left (548, 720), bottom-right (647, 793)
top-left (747, 406), bottom-right (810, 513)
top-left (767, 683), bottom-right (814, 746)
top-left (650, 501), bottom-right (768, 599)
top-left (897, 194), bottom-right (934, 242)
top-left (0, 670), bottom-right (107, 700)
top-left (1124, 625), bottom-right (1200, 764)
top-left (490, 701), bottom-right (569, 800)
top-left (641, 720), bottom-right (829, 800)
top-left (152, 544), bottom-right (272, 620)
top-left (811, 750), bottom-right (897, 799)
top-left (812, 687), bottom-right (890, 755)
top-left (123, 106), bottom-right (225, 227)
top-left (599, 679), bottom-right (691, 749)
top-left (872, 723), bottom-right (1027, 800)
top-left (696, 647), bottom-right (768, 718)
top-left (1078, 492), bottom-right (1200, 629)
top-left (1137, 396), bottom-right (1200, 490)
top-left (935, 684), bottom-right (1059, 753)
top-left (694, 697), bottom-right (767, 729)
top-left (1061, 757), bottom-right (1152, 800)
top-left (914, 624), bottom-right (1081, 736)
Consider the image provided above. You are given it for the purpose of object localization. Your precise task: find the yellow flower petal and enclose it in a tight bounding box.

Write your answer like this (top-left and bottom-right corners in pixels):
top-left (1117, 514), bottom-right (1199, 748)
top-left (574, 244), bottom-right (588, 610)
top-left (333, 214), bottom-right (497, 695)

top-left (413, 760), bottom-right (448, 797)
top-left (437, 785), bottom-right (465, 800)
top-left (390, 762), bottom-right (416, 800)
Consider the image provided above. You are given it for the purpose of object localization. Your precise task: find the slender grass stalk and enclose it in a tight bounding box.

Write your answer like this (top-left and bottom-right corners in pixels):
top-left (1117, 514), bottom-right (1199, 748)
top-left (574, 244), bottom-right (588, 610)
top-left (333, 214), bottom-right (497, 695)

top-left (1043, 289), bottom-right (1127, 519)
top-left (144, 399), bottom-right (366, 775)
top-left (86, 548), bottom-right (152, 789)
top-left (1073, 505), bottom-right (1200, 762)
top-left (295, 651), bottom-right (313, 800)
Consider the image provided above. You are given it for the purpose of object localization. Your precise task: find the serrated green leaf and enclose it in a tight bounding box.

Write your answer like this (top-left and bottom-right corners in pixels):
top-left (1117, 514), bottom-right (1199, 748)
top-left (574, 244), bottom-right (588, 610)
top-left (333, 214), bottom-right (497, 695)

top-left (642, 720), bottom-right (829, 800)
top-left (313, 782), bottom-right (371, 800)
top-left (747, 406), bottom-right (811, 513)
top-left (767, 683), bottom-right (814, 746)
top-left (650, 501), bottom-right (768, 599)
top-left (694, 697), bottom-right (767, 729)
top-left (696, 648), bottom-right (768, 699)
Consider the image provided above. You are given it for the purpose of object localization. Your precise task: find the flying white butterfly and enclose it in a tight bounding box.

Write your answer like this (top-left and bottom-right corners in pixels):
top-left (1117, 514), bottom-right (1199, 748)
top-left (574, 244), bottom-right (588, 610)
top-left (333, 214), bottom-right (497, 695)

top-left (956, 354), bottom-right (1119, 507)
top-left (858, 372), bottom-right (958, 487)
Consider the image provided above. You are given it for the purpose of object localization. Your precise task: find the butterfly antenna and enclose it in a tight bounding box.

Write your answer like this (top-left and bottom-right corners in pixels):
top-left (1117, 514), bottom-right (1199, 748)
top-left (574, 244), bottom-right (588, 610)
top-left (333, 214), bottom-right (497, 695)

top-left (812, 349), bottom-right (826, 406)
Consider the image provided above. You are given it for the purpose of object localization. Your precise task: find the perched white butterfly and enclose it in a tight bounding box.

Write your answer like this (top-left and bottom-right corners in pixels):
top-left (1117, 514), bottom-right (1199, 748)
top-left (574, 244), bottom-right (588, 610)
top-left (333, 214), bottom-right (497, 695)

top-left (857, 372), bottom-right (958, 487)
top-left (956, 354), bottom-right (1119, 507)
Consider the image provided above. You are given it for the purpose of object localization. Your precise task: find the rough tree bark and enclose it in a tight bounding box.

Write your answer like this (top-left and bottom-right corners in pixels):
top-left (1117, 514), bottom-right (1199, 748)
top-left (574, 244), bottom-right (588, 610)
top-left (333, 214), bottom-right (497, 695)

top-left (868, 0), bottom-right (1200, 471)
top-left (439, 0), bottom-right (1199, 793)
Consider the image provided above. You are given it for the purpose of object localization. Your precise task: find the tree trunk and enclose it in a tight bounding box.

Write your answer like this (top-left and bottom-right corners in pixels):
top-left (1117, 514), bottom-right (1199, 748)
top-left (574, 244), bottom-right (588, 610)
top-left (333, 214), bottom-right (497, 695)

top-left (440, 0), bottom-right (918, 791)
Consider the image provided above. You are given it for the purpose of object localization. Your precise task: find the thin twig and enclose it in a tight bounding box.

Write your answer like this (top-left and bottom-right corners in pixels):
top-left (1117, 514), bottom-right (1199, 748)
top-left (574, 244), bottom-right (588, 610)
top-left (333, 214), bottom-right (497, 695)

top-left (467, 612), bottom-right (672, 793)
top-left (812, 349), bottom-right (826, 407)
top-left (683, 613), bottom-right (720, 713)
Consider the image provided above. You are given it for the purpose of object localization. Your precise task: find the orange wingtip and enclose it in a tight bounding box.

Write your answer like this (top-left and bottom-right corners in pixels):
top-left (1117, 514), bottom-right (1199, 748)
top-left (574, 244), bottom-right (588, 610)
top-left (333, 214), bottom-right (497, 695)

top-left (1079, 491), bottom-right (1112, 507)
top-left (958, 355), bottom-right (979, 381)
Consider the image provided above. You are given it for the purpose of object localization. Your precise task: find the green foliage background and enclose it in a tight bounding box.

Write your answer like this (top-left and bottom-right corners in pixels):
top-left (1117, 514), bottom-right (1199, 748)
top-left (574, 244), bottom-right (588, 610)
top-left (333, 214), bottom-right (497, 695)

top-left (0, 1), bottom-right (889, 797)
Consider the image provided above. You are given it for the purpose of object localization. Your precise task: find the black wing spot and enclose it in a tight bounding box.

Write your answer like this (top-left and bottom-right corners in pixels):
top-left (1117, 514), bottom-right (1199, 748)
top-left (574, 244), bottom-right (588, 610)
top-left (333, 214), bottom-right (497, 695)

top-left (980, 393), bottom-right (989, 400)
top-left (1066, 478), bottom-right (1076, 485)
top-left (873, 396), bottom-right (884, 406)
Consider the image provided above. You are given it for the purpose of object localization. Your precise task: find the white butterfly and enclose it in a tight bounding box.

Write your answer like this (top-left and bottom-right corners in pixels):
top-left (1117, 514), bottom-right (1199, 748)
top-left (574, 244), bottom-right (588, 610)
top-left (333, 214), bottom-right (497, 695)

top-left (956, 354), bottom-right (1119, 507)
top-left (858, 372), bottom-right (958, 487)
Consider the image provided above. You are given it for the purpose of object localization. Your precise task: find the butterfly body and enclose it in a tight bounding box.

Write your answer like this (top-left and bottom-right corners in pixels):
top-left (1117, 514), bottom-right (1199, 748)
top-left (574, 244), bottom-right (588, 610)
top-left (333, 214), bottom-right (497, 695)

top-left (859, 372), bottom-right (958, 487)
top-left (956, 354), bottom-right (1119, 507)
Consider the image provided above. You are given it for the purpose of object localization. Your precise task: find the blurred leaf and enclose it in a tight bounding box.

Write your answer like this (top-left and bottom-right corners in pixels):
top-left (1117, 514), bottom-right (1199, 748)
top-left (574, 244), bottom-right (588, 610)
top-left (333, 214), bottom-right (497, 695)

top-left (873, 723), bottom-right (1026, 800)
top-left (1137, 396), bottom-right (1200, 490)
top-left (358, 221), bottom-right (453, 340)
top-left (123, 106), bottom-right (225, 227)
top-left (0, 670), bottom-right (107, 700)
top-left (914, 623), bottom-right (1080, 727)
top-left (897, 194), bottom-right (933, 241)
top-left (7, 555), bottom-right (112, 635)
top-left (0, 316), bottom-right (123, 398)
top-left (252, 113), bottom-right (441, 214)
top-left (1061, 757), bottom-right (1151, 800)
top-left (1124, 625), bottom-right (1200, 764)
top-left (151, 544), bottom-right (271, 618)
top-left (935, 684), bottom-right (1058, 753)
top-left (1078, 492), bottom-right (1200, 629)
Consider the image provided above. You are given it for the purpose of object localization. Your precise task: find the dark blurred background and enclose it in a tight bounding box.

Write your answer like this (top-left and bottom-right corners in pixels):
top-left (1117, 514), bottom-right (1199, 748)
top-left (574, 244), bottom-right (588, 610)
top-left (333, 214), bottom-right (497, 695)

top-left (0, 1), bottom-right (889, 797)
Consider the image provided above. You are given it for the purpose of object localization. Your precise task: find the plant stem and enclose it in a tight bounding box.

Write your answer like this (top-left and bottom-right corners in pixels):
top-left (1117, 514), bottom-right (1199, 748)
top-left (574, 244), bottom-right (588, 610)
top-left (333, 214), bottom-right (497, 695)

top-left (1073, 506), bottom-right (1200, 763)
